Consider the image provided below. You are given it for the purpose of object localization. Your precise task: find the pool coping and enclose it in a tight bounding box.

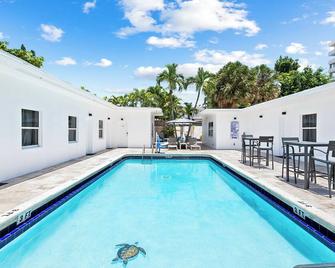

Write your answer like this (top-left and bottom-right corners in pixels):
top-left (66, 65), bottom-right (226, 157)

top-left (0, 153), bottom-right (335, 251)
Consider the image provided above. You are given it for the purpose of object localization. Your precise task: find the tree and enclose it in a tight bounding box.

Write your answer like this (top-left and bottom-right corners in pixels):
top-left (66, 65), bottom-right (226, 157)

top-left (202, 76), bottom-right (217, 108)
top-left (183, 103), bottom-right (196, 119)
top-left (274, 56), bottom-right (300, 74)
top-left (276, 67), bottom-right (331, 97)
top-left (248, 64), bottom-right (279, 105)
top-left (0, 41), bottom-right (44, 68)
top-left (274, 56), bottom-right (331, 96)
top-left (189, 67), bottom-right (213, 112)
top-left (156, 63), bottom-right (184, 119)
top-left (106, 86), bottom-right (184, 121)
top-left (214, 62), bottom-right (252, 108)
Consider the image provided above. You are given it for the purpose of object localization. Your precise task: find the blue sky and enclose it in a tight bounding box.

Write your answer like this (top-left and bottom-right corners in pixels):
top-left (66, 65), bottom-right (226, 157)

top-left (1, 0), bottom-right (334, 104)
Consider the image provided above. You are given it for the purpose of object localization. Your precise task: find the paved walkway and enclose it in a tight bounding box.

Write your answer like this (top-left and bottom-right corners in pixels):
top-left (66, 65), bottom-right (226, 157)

top-left (0, 148), bottom-right (334, 233)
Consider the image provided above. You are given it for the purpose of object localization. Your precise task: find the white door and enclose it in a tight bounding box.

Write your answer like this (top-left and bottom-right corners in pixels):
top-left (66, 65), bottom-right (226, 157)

top-left (118, 117), bottom-right (128, 147)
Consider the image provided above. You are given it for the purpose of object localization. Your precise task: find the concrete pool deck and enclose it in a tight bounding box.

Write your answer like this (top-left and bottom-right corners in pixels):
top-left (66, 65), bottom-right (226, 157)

top-left (0, 148), bottom-right (334, 235)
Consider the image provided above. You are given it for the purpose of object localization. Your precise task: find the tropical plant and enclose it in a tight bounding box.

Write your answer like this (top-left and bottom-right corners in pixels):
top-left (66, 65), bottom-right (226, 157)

top-left (0, 41), bottom-right (44, 68)
top-left (188, 67), bottom-right (214, 111)
top-left (106, 86), bottom-right (184, 120)
top-left (183, 102), bottom-right (197, 119)
top-left (214, 61), bottom-right (252, 108)
top-left (156, 63), bottom-right (184, 119)
top-left (248, 64), bottom-right (280, 105)
top-left (274, 56), bottom-right (300, 73)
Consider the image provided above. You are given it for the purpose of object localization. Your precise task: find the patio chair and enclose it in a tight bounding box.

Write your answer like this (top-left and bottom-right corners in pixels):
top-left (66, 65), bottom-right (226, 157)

top-left (281, 137), bottom-right (304, 184)
top-left (188, 138), bottom-right (201, 150)
top-left (241, 134), bottom-right (253, 163)
top-left (309, 141), bottom-right (335, 198)
top-left (167, 137), bottom-right (178, 150)
top-left (252, 136), bottom-right (274, 169)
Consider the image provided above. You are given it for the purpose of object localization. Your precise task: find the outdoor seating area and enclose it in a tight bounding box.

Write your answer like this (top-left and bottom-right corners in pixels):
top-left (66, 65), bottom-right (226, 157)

top-left (241, 134), bottom-right (335, 198)
top-left (155, 135), bottom-right (201, 152)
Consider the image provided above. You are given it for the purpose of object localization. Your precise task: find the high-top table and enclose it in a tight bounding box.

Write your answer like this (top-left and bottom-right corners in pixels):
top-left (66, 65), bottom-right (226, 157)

top-left (284, 141), bottom-right (329, 189)
top-left (242, 137), bottom-right (260, 166)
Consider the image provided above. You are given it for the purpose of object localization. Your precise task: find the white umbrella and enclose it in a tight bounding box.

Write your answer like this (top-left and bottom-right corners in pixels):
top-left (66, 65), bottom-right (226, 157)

top-left (166, 118), bottom-right (196, 126)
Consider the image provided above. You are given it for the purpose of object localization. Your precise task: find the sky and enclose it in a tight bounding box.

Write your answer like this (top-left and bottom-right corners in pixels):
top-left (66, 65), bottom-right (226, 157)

top-left (0, 0), bottom-right (334, 104)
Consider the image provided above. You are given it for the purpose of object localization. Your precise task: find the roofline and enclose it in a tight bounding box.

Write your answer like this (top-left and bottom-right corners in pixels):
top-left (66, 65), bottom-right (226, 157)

top-left (200, 81), bottom-right (335, 114)
top-left (0, 50), bottom-right (117, 110)
top-left (244, 81), bottom-right (335, 110)
top-left (200, 108), bottom-right (242, 115)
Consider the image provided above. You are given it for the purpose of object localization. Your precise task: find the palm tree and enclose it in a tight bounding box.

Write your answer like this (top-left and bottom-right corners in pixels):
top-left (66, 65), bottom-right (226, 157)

top-left (183, 102), bottom-right (197, 119)
top-left (156, 63), bottom-right (184, 119)
top-left (190, 67), bottom-right (213, 111)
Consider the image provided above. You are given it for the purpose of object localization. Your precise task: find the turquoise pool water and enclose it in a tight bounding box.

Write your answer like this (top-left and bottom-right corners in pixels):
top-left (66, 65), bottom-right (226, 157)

top-left (0, 159), bottom-right (334, 267)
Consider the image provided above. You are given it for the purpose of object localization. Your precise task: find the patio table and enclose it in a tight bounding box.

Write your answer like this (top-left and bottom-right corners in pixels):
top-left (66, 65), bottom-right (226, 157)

top-left (284, 141), bottom-right (329, 189)
top-left (242, 137), bottom-right (259, 166)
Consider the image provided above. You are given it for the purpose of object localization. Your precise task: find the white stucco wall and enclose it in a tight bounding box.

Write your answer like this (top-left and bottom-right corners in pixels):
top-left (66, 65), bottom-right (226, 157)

top-left (201, 82), bottom-right (335, 155)
top-left (109, 108), bottom-right (155, 149)
top-left (202, 114), bottom-right (216, 148)
top-left (0, 51), bottom-right (161, 181)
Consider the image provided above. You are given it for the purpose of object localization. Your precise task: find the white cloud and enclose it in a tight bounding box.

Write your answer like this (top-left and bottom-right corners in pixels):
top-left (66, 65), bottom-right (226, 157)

top-left (118, 0), bottom-right (260, 43)
top-left (95, 58), bottom-right (112, 67)
top-left (134, 47), bottom-right (270, 81)
top-left (40, 24), bottom-right (64, 42)
top-left (254, 43), bottom-right (268, 50)
top-left (134, 64), bottom-right (219, 79)
top-left (83, 0), bottom-right (96, 14)
top-left (320, 40), bottom-right (332, 52)
top-left (84, 58), bottom-right (113, 67)
top-left (161, 0), bottom-right (260, 37)
top-left (285, 42), bottom-right (306, 54)
top-left (146, 36), bottom-right (194, 48)
top-left (315, 51), bottom-right (323, 56)
top-left (0, 32), bottom-right (4, 39)
top-left (299, 58), bottom-right (317, 70)
top-left (209, 37), bottom-right (219, 45)
top-left (194, 49), bottom-right (270, 66)
top-left (134, 66), bottom-right (165, 79)
top-left (178, 63), bottom-right (222, 77)
top-left (117, 0), bottom-right (164, 37)
top-left (321, 11), bottom-right (335, 25)
top-left (55, 57), bottom-right (77, 66)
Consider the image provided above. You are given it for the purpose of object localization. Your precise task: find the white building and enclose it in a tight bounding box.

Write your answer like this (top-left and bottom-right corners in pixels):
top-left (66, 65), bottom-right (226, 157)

top-left (0, 50), bottom-right (162, 181)
top-left (329, 41), bottom-right (335, 77)
top-left (201, 82), bottom-right (335, 155)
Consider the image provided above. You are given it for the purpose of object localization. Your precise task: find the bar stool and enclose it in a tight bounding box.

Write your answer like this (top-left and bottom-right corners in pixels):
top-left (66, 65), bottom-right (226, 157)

top-left (281, 137), bottom-right (304, 184)
top-left (241, 134), bottom-right (253, 163)
top-left (252, 136), bottom-right (274, 169)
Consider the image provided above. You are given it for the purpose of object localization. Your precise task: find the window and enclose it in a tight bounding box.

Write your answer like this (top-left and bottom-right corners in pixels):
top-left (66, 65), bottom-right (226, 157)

top-left (208, 122), bottom-right (214, 137)
top-left (302, 114), bottom-right (317, 142)
top-left (68, 116), bottom-right (77, 142)
top-left (22, 109), bottom-right (39, 147)
top-left (99, 120), bottom-right (103, 139)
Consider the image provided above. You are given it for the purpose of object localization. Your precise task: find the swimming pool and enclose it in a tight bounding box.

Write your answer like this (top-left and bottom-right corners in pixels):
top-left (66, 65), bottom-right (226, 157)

top-left (0, 158), bottom-right (334, 267)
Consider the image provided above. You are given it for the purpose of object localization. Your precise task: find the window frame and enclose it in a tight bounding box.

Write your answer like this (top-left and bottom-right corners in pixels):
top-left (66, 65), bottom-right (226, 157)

top-left (208, 122), bottom-right (214, 137)
top-left (302, 113), bottom-right (317, 142)
top-left (21, 109), bottom-right (40, 148)
top-left (68, 116), bottom-right (78, 143)
top-left (98, 120), bottom-right (104, 139)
